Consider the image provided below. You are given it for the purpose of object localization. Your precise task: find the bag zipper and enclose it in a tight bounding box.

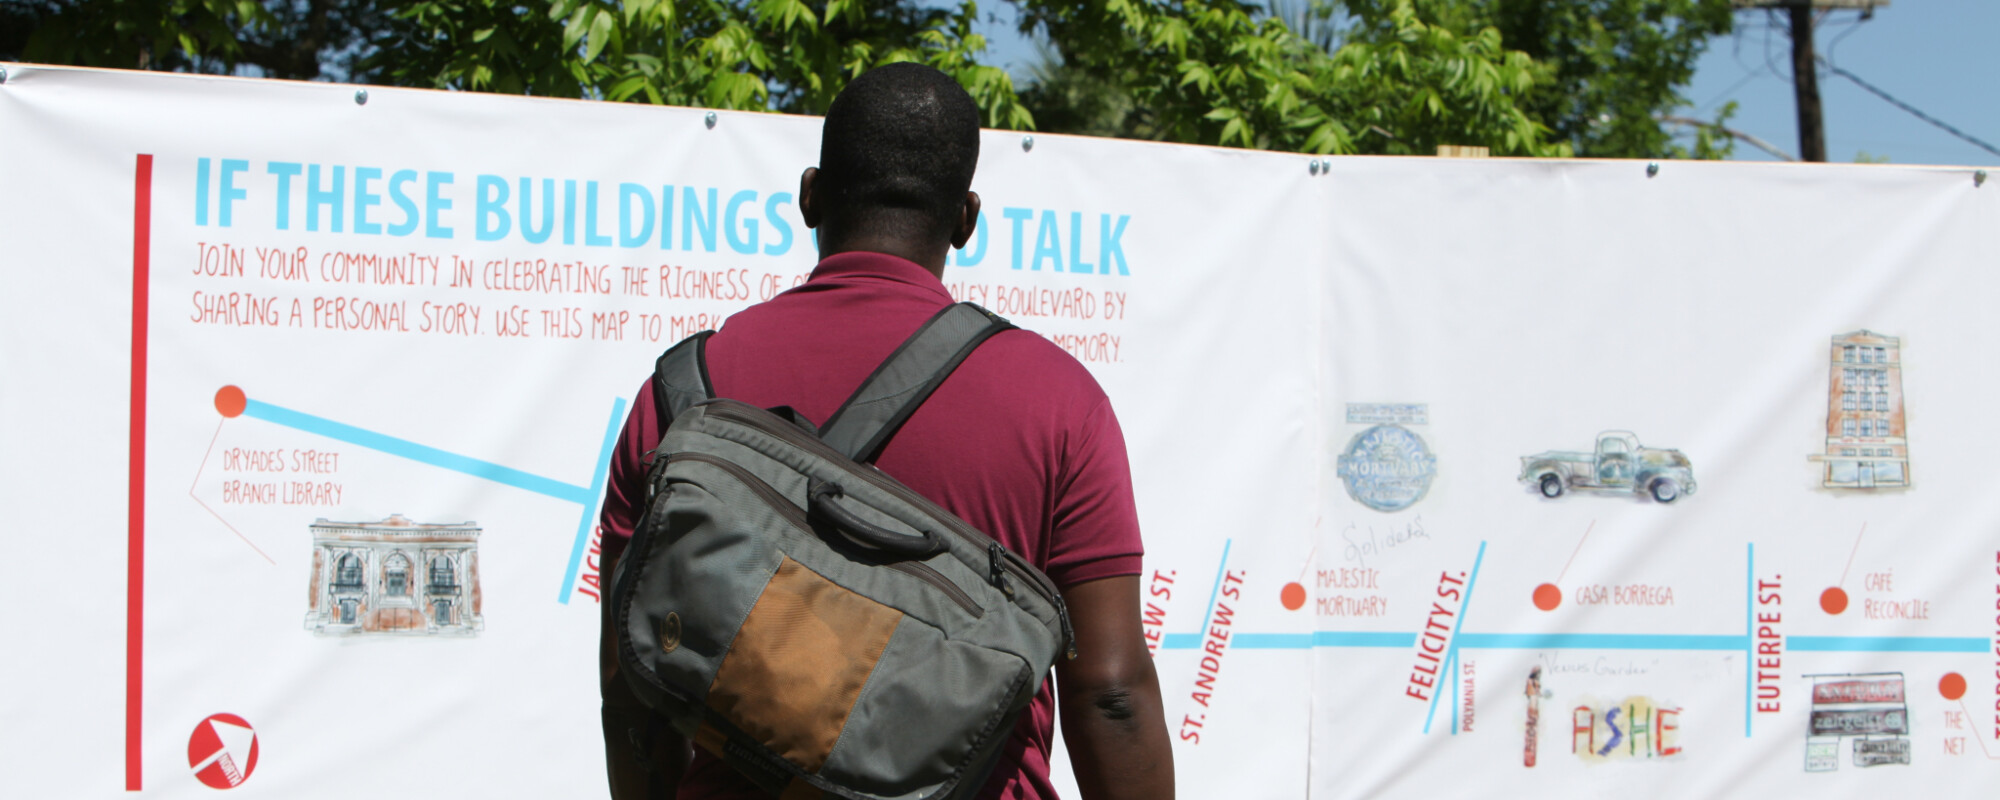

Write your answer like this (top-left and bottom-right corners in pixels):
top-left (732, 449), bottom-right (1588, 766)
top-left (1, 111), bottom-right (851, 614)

top-left (703, 400), bottom-right (1076, 657)
top-left (664, 451), bottom-right (983, 618)
top-left (665, 452), bottom-right (809, 533)
top-left (889, 562), bottom-right (983, 617)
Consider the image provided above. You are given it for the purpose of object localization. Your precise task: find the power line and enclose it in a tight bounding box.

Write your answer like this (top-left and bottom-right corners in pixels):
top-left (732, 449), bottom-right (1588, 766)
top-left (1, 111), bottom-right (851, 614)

top-left (1660, 115), bottom-right (1798, 161)
top-left (1698, 70), bottom-right (1764, 113)
top-left (1818, 58), bottom-right (2000, 159)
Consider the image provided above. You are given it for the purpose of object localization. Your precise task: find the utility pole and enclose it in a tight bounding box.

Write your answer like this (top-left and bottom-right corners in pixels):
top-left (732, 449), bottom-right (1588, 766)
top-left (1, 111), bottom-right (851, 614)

top-left (1787, 4), bottom-right (1825, 162)
top-left (1732, 1), bottom-right (1887, 163)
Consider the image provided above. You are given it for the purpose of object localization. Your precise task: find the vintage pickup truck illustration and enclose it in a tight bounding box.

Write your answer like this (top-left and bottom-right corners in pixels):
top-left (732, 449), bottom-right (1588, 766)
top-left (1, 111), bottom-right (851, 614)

top-left (1519, 431), bottom-right (1696, 503)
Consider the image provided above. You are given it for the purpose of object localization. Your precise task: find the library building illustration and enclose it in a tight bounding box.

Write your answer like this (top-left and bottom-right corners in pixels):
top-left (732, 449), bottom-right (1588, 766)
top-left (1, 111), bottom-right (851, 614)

top-left (303, 515), bottom-right (485, 636)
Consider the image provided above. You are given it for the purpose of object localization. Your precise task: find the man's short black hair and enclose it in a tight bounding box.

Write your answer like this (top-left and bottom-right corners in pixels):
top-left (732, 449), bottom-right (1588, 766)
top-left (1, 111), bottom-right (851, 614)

top-left (818, 62), bottom-right (981, 241)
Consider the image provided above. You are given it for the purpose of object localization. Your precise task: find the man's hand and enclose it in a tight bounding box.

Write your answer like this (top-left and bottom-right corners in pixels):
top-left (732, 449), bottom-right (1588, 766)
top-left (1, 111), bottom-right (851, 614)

top-left (1056, 575), bottom-right (1174, 800)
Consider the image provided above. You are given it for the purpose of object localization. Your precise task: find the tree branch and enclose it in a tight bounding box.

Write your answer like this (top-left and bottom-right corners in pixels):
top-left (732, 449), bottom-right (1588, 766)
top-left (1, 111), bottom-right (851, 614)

top-left (1658, 115), bottom-right (1797, 161)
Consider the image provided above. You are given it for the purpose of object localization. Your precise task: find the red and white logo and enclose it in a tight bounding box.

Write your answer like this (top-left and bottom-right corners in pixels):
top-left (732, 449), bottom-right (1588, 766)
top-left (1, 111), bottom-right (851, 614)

top-left (187, 713), bottom-right (259, 789)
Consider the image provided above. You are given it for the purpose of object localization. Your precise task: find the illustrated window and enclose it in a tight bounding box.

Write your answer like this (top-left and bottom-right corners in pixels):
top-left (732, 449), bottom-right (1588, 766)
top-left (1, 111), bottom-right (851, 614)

top-left (384, 554), bottom-right (410, 597)
top-left (429, 556), bottom-right (458, 593)
top-left (333, 553), bottom-right (363, 591)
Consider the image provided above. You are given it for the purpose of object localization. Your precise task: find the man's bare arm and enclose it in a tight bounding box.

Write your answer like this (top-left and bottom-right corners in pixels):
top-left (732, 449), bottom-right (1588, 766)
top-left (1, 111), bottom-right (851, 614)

top-left (601, 549), bottom-right (691, 799)
top-left (1056, 575), bottom-right (1174, 800)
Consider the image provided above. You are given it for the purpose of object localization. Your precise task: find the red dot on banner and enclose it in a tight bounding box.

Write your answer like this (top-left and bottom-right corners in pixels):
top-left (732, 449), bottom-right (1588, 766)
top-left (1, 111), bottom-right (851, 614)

top-left (215, 386), bottom-right (247, 418)
top-left (1532, 583), bottom-right (1561, 611)
top-left (1280, 582), bottom-right (1306, 611)
top-left (1941, 672), bottom-right (1967, 701)
top-left (1820, 587), bottom-right (1848, 615)
top-left (186, 712), bottom-right (259, 789)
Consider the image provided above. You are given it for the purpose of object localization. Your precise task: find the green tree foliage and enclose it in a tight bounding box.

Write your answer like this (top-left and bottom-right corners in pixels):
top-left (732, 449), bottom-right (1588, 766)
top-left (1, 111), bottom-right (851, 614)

top-left (6, 0), bottom-right (382, 79)
top-left (1462, 0), bottom-right (1735, 157)
top-left (1019, 0), bottom-right (1561, 155)
top-left (4, 0), bottom-right (1028, 125)
top-left (1020, 0), bottom-right (1730, 156)
top-left (368, 0), bottom-right (1030, 127)
top-left (3, 0), bottom-right (1730, 159)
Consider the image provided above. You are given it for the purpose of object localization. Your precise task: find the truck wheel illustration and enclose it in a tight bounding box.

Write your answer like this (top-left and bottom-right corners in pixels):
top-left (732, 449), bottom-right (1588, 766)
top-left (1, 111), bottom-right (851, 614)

top-left (1539, 474), bottom-right (1565, 498)
top-left (1649, 477), bottom-right (1680, 504)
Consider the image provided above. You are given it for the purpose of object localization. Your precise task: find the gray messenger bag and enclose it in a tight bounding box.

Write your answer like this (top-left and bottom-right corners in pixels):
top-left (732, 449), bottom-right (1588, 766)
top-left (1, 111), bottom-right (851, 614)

top-left (609, 302), bottom-right (1076, 800)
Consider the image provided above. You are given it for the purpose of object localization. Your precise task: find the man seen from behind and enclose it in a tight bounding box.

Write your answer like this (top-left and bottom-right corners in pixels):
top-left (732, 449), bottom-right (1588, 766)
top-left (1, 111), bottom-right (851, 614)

top-left (597, 62), bottom-right (1174, 800)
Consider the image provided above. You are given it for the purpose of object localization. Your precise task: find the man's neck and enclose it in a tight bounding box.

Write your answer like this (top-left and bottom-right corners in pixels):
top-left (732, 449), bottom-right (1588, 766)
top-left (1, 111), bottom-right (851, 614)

top-left (819, 238), bottom-right (950, 279)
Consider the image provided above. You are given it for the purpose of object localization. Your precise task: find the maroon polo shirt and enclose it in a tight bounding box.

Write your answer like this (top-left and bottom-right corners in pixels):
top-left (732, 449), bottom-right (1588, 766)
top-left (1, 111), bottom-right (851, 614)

top-left (599, 250), bottom-right (1145, 800)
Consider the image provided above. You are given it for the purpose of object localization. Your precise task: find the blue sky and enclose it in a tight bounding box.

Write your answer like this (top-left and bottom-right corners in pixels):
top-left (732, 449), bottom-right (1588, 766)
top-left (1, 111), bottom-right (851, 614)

top-left (1686, 2), bottom-right (1998, 166)
top-left (963, 2), bottom-right (1998, 167)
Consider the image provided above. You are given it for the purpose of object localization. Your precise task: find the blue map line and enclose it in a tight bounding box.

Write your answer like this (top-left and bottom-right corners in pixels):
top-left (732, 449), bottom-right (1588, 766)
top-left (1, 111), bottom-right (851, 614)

top-left (1311, 632), bottom-right (1416, 647)
top-left (1457, 633), bottom-right (1748, 650)
top-left (1425, 540), bottom-right (1487, 735)
top-left (1231, 633), bottom-right (1313, 649)
top-left (1166, 631), bottom-right (1980, 653)
top-left (1450, 648), bottom-right (1464, 734)
top-left (1161, 540), bottom-right (1233, 650)
top-left (242, 396), bottom-right (628, 604)
top-left (1788, 636), bottom-right (1989, 653)
top-left (245, 399), bottom-right (594, 504)
top-left (1225, 632), bottom-right (1416, 649)
top-left (1171, 631), bottom-right (1761, 651)
top-left (1154, 536), bottom-right (1981, 740)
top-left (557, 397), bottom-right (627, 605)
top-left (1746, 543), bottom-right (1754, 737)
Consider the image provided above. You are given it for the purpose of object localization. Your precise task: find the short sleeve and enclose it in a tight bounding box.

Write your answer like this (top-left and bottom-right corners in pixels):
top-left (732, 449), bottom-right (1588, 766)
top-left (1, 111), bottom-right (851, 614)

top-left (596, 378), bottom-right (660, 563)
top-left (1042, 395), bottom-right (1145, 588)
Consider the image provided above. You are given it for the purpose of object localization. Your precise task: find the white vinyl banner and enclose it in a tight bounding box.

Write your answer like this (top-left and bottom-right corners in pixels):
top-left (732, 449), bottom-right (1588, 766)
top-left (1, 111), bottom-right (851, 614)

top-left (0, 65), bottom-right (1994, 799)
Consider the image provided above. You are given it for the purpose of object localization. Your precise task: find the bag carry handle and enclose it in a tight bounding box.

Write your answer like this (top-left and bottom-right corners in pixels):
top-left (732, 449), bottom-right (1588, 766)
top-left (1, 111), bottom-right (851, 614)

top-left (809, 481), bottom-right (947, 559)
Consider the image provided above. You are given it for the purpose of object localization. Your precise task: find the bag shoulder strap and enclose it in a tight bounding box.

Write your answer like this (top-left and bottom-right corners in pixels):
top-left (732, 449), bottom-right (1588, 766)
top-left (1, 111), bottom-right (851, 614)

top-left (651, 330), bottom-right (716, 442)
top-left (818, 302), bottom-right (1014, 463)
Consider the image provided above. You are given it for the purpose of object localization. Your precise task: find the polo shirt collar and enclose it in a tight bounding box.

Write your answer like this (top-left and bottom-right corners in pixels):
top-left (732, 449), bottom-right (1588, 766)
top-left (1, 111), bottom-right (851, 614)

top-left (807, 251), bottom-right (954, 303)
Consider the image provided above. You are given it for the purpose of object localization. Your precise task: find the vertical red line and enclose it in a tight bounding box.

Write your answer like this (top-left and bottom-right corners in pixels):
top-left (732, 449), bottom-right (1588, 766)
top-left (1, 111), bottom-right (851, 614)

top-left (128, 153), bottom-right (152, 792)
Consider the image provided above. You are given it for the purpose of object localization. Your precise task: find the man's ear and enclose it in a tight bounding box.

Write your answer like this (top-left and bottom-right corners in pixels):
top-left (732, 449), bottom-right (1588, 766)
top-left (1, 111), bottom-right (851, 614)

top-left (799, 167), bottom-right (822, 229)
top-left (950, 191), bottom-right (981, 249)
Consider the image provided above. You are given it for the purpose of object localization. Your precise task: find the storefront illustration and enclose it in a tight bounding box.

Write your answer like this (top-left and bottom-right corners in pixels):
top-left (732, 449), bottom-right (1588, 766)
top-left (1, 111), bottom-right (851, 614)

top-left (1803, 672), bottom-right (1910, 771)
top-left (1809, 330), bottom-right (1910, 489)
top-left (304, 515), bottom-right (484, 636)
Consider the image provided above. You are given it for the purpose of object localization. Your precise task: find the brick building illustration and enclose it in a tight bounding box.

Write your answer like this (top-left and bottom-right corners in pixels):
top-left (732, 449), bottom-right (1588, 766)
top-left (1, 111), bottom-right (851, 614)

top-left (1810, 330), bottom-right (1909, 489)
top-left (304, 515), bottom-right (484, 636)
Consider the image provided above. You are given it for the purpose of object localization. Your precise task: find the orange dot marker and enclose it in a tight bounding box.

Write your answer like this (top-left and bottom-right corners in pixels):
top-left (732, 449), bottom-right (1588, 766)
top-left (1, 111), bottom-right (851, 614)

top-left (1533, 583), bottom-right (1562, 611)
top-left (1820, 587), bottom-right (1848, 615)
top-left (215, 385), bottom-right (247, 418)
top-left (1941, 672), bottom-right (1967, 701)
top-left (1280, 582), bottom-right (1307, 611)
